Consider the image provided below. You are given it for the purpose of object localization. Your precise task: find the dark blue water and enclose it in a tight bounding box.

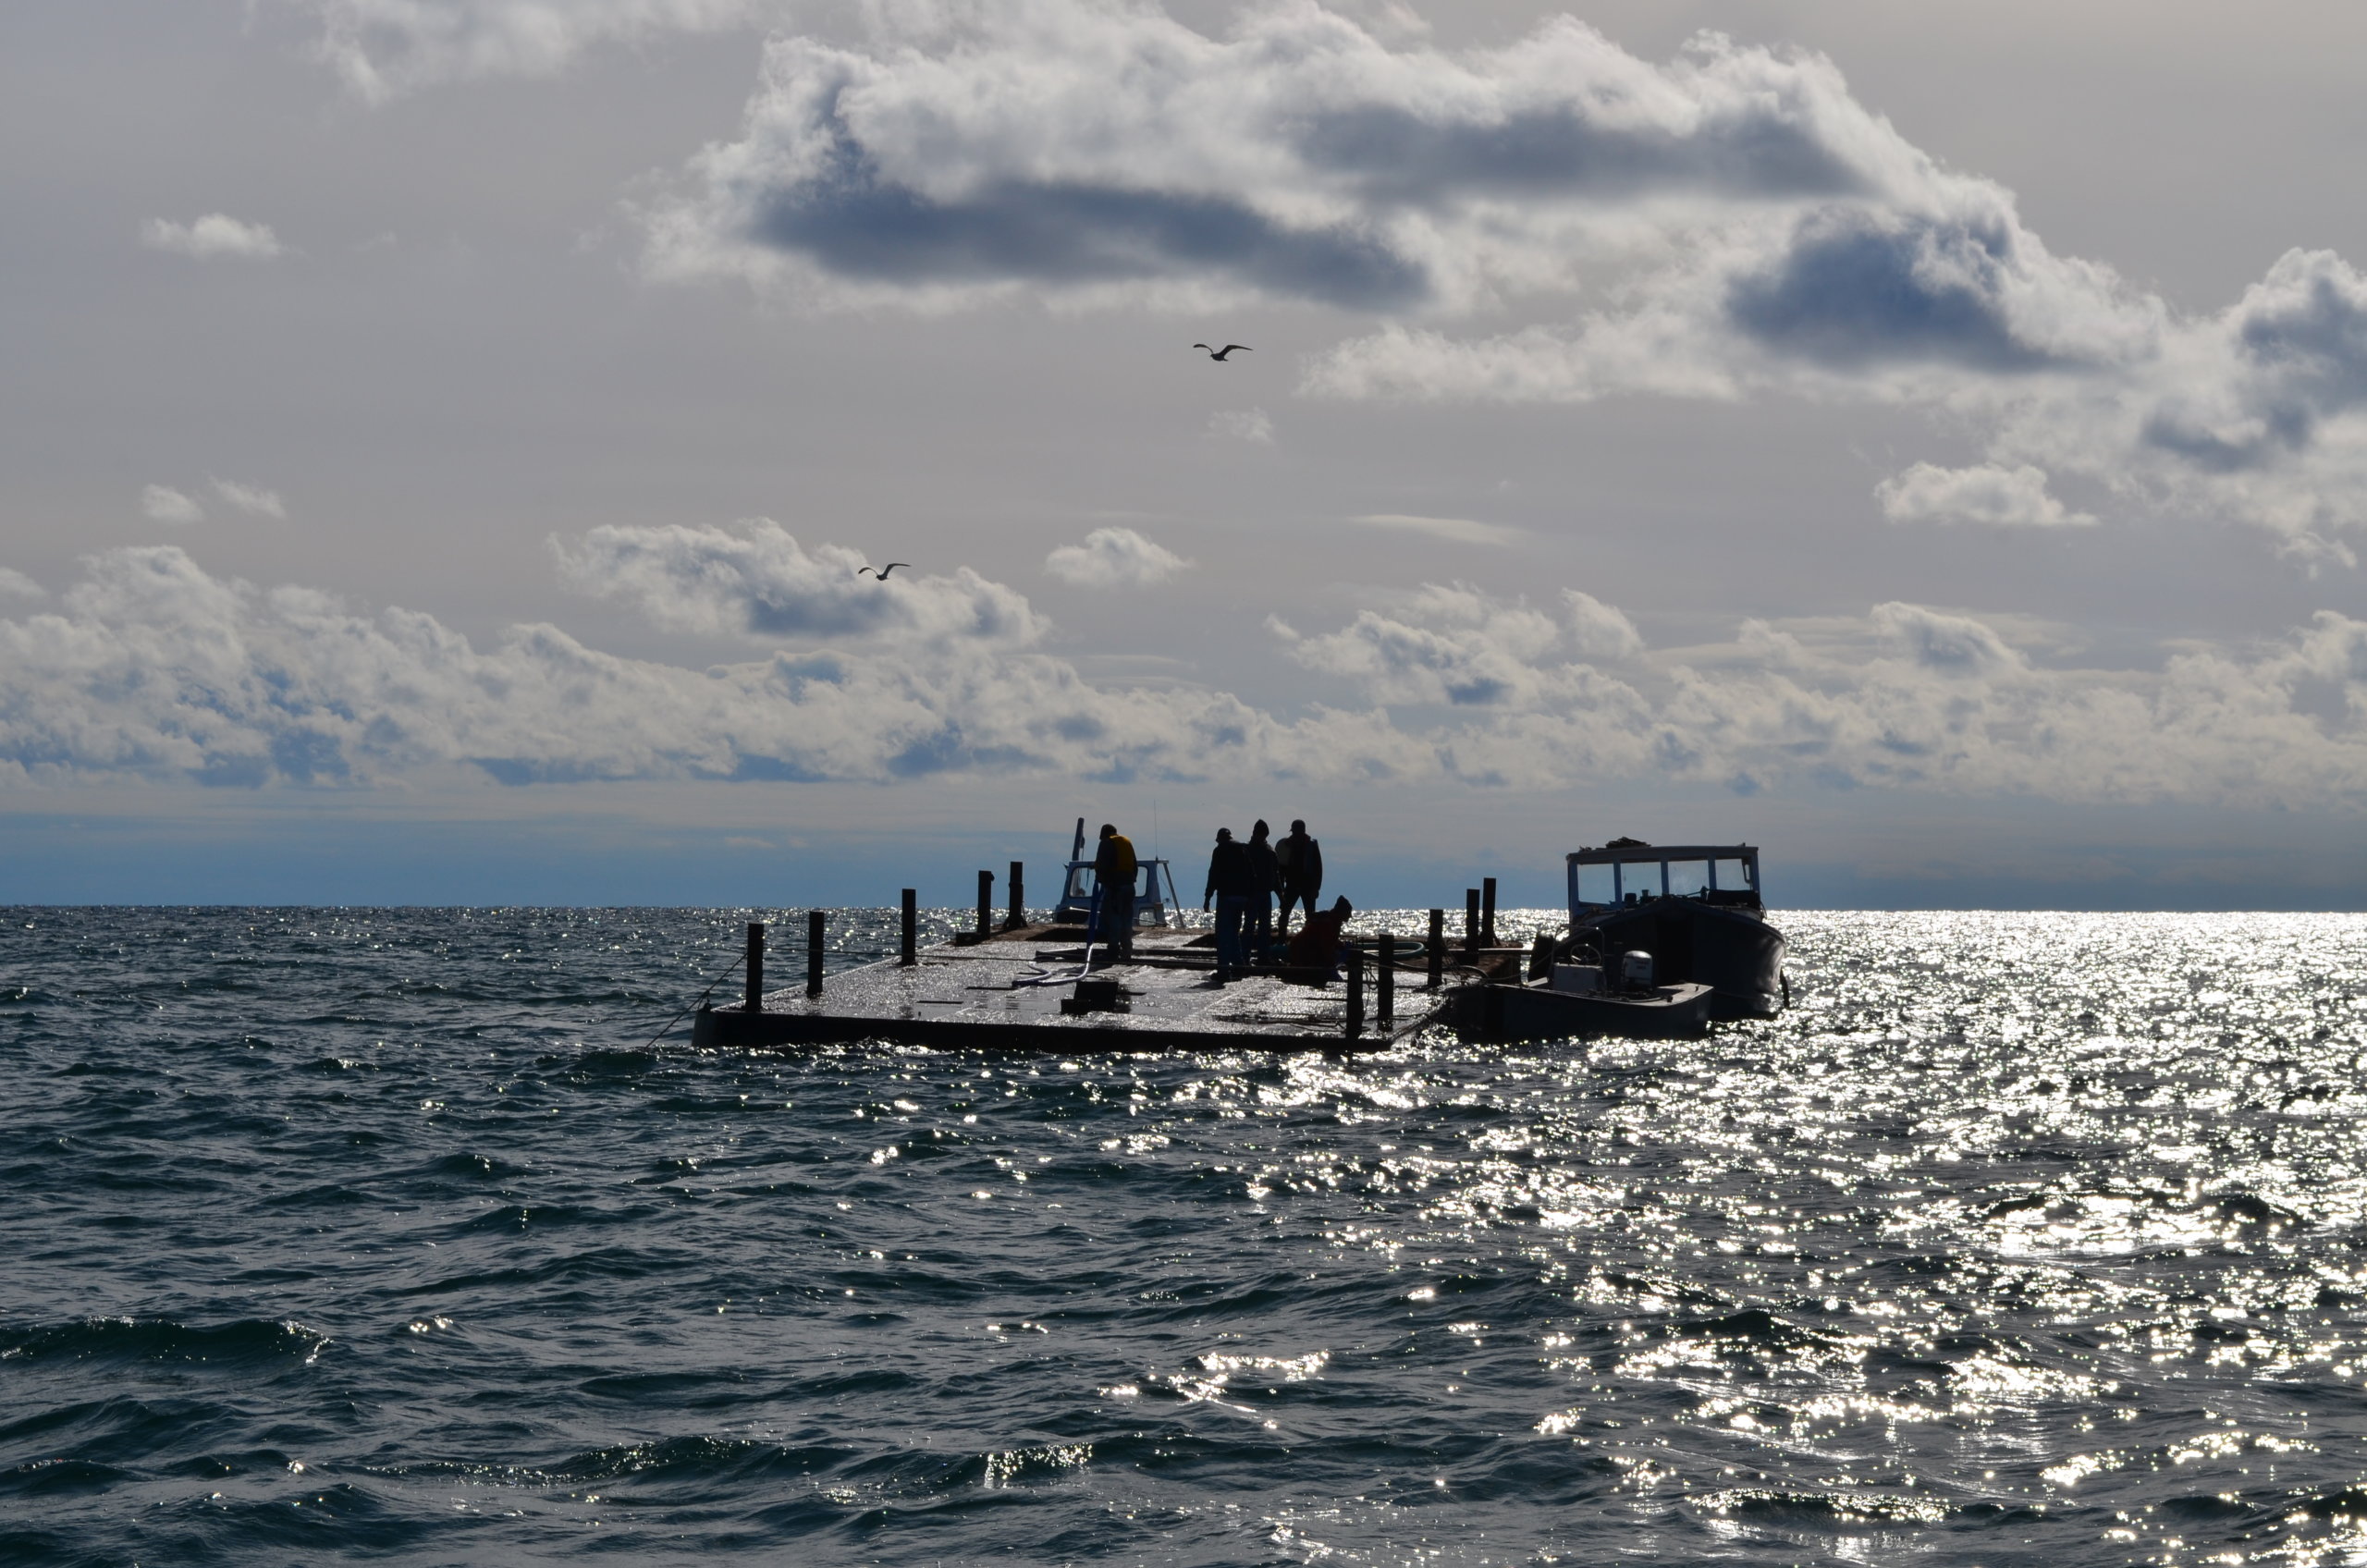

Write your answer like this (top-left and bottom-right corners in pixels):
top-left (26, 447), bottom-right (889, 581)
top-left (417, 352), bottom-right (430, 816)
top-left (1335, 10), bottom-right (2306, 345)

top-left (7, 907), bottom-right (2367, 1565)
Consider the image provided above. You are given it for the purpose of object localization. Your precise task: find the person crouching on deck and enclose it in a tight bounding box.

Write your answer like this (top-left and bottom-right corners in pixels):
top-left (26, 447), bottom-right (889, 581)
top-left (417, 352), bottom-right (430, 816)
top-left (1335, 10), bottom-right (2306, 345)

top-left (1286, 897), bottom-right (1355, 981)
top-left (1094, 823), bottom-right (1137, 960)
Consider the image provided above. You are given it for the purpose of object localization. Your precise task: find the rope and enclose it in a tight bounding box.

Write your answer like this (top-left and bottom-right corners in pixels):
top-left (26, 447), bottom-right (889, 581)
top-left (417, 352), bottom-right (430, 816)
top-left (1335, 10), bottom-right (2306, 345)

top-left (642, 948), bottom-right (747, 1050)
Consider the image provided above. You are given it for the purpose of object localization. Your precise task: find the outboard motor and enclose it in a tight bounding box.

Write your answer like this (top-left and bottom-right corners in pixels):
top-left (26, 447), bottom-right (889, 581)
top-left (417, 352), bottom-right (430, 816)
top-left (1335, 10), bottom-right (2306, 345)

top-left (1620, 950), bottom-right (1655, 991)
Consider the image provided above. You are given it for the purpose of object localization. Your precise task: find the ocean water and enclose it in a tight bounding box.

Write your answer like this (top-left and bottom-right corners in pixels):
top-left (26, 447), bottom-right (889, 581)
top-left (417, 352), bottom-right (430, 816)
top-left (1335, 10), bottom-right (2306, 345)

top-left (6, 907), bottom-right (2367, 1567)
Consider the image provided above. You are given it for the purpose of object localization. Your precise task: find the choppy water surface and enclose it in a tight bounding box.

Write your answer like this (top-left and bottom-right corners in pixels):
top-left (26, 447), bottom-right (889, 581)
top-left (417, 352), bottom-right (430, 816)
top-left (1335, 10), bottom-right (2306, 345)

top-left (7, 908), bottom-right (2367, 1565)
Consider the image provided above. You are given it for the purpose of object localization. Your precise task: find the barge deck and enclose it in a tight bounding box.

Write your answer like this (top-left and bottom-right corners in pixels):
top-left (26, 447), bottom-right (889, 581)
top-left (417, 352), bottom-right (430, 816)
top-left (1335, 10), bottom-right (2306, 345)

top-left (691, 924), bottom-right (1458, 1054)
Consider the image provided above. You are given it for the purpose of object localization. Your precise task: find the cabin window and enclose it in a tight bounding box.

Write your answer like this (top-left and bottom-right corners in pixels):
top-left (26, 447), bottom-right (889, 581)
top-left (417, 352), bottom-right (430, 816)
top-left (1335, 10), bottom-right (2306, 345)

top-left (1712, 857), bottom-right (1751, 892)
top-left (1665, 860), bottom-right (1711, 898)
top-left (1576, 863), bottom-right (1619, 906)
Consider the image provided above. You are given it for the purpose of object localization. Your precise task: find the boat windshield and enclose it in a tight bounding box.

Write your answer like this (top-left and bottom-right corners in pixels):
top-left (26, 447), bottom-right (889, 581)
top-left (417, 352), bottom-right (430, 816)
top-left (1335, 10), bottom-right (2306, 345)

top-left (1568, 842), bottom-right (1761, 914)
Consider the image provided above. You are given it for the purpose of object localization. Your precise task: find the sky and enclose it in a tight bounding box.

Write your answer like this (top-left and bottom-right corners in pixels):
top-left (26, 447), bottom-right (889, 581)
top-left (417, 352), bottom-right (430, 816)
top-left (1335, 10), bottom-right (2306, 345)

top-left (6, 0), bottom-right (2367, 909)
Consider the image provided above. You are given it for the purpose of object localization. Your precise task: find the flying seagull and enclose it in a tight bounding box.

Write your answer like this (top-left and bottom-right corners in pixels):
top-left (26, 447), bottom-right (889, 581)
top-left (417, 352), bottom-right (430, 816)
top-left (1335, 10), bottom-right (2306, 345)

top-left (1193, 343), bottom-right (1251, 361)
top-left (857, 563), bottom-right (912, 580)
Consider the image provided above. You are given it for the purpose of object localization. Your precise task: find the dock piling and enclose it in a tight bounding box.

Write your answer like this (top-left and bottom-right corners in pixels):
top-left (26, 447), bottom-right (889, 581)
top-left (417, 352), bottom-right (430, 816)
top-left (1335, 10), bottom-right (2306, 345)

top-left (1427, 909), bottom-right (1444, 989)
top-left (1378, 934), bottom-right (1394, 1025)
top-left (1345, 947), bottom-right (1365, 1039)
top-left (1481, 877), bottom-right (1498, 946)
top-left (806, 910), bottom-right (825, 997)
top-left (900, 889), bottom-right (917, 965)
top-left (1004, 861), bottom-right (1025, 930)
top-left (975, 869), bottom-right (993, 940)
top-left (744, 921), bottom-right (764, 1012)
top-left (1465, 888), bottom-right (1480, 964)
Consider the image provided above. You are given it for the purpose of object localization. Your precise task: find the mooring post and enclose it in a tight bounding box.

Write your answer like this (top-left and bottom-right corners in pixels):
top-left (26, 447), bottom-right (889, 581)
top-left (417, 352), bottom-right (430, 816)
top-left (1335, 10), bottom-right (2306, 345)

top-left (806, 909), bottom-right (825, 997)
top-left (1481, 876), bottom-right (1498, 946)
top-left (744, 921), bottom-right (764, 1012)
top-left (1005, 860), bottom-right (1025, 930)
top-left (975, 869), bottom-right (993, 939)
top-left (1344, 946), bottom-right (1365, 1039)
top-left (1378, 933), bottom-right (1395, 1025)
top-left (1428, 908), bottom-right (1444, 989)
top-left (900, 888), bottom-right (917, 966)
top-left (1464, 888), bottom-right (1480, 964)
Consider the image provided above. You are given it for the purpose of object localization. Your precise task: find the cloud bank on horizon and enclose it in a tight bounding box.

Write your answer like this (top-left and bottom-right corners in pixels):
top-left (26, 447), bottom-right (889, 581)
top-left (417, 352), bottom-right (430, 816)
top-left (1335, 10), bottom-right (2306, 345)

top-left (6, 534), bottom-right (2367, 811)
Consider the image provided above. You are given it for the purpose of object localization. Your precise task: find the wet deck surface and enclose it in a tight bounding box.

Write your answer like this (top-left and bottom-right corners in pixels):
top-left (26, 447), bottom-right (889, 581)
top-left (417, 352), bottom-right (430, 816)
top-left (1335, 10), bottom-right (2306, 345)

top-left (693, 925), bottom-right (1447, 1052)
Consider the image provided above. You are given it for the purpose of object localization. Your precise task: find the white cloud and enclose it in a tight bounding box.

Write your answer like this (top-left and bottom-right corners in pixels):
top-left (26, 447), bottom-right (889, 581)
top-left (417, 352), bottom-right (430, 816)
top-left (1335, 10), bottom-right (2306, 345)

top-left (1876, 462), bottom-right (2095, 528)
top-left (212, 478), bottom-right (288, 520)
top-left (1042, 527), bottom-right (1190, 589)
top-left (6, 546), bottom-right (2367, 810)
top-left (140, 214), bottom-right (284, 261)
top-left (553, 518), bottom-right (1044, 645)
top-left (287, 0), bottom-right (767, 102)
top-left (1348, 513), bottom-right (1521, 547)
top-left (624, 0), bottom-right (2367, 552)
top-left (1207, 407), bottom-right (1275, 444)
top-left (141, 485), bottom-right (205, 525)
top-left (0, 569), bottom-right (43, 600)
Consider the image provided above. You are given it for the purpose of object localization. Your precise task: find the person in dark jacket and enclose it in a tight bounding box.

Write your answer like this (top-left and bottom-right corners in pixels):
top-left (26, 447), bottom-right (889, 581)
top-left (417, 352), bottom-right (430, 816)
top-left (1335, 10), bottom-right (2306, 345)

top-left (1275, 819), bottom-right (1323, 936)
top-left (1093, 822), bottom-right (1137, 959)
top-left (1244, 820), bottom-right (1281, 964)
top-left (1202, 827), bottom-right (1254, 981)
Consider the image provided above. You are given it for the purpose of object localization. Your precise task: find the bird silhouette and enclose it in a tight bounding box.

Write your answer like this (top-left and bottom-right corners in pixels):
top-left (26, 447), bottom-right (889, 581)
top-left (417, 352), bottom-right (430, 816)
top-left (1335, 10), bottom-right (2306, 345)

top-left (857, 563), bottom-right (912, 580)
top-left (1193, 343), bottom-right (1251, 361)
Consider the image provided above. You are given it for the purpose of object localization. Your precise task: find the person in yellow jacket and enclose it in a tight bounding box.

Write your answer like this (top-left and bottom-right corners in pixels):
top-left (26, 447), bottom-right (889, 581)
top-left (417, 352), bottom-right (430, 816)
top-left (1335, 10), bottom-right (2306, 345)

top-left (1093, 823), bottom-right (1137, 959)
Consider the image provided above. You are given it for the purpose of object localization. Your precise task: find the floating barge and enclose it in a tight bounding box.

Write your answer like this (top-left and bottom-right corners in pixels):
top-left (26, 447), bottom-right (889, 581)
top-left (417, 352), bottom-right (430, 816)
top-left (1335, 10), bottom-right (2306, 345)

top-left (684, 830), bottom-right (1783, 1054)
top-left (692, 916), bottom-right (1469, 1054)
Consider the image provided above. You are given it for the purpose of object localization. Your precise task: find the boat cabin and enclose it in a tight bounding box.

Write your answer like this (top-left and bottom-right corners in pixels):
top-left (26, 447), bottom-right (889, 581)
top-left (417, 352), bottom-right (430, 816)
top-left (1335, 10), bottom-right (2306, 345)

top-left (1568, 840), bottom-right (1764, 920)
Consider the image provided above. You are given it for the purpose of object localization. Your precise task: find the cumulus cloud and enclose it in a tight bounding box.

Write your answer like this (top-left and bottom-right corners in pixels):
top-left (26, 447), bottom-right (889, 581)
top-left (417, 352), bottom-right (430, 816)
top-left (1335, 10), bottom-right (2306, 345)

top-left (1207, 407), bottom-right (1275, 443)
top-left (553, 518), bottom-right (1043, 645)
top-left (287, 0), bottom-right (767, 101)
top-left (0, 570), bottom-right (43, 600)
top-left (1279, 582), bottom-right (1607, 706)
top-left (1348, 512), bottom-right (1521, 547)
top-left (1042, 526), bottom-right (1190, 588)
top-left (140, 214), bottom-right (284, 261)
top-left (626, 0), bottom-right (2367, 552)
top-left (141, 485), bottom-right (205, 525)
top-left (6, 546), bottom-right (2367, 809)
top-left (0, 544), bottom-right (1335, 789)
top-left (1876, 462), bottom-right (2094, 528)
top-left (211, 478), bottom-right (288, 519)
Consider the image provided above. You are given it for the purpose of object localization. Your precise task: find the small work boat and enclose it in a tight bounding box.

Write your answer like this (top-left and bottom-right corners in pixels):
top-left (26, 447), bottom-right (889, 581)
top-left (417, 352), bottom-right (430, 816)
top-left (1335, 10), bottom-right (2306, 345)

top-left (1447, 839), bottom-right (1787, 1042)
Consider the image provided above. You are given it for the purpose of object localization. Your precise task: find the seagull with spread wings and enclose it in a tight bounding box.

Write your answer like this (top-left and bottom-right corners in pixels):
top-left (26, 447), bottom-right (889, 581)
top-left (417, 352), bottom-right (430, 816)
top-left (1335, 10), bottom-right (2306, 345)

top-left (856, 563), bottom-right (912, 580)
top-left (1193, 343), bottom-right (1251, 361)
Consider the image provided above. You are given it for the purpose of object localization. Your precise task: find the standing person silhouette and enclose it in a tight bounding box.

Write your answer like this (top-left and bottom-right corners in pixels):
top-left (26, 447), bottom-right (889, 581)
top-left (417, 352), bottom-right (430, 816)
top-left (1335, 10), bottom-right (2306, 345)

top-left (1245, 820), bottom-right (1281, 966)
top-left (1202, 827), bottom-right (1253, 982)
top-left (1275, 819), bottom-right (1323, 937)
top-left (1094, 823), bottom-right (1137, 960)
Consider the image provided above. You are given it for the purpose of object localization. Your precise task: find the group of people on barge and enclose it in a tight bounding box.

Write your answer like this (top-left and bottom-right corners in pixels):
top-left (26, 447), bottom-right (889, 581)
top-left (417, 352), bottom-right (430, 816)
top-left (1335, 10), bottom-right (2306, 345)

top-left (1091, 817), bottom-right (1348, 984)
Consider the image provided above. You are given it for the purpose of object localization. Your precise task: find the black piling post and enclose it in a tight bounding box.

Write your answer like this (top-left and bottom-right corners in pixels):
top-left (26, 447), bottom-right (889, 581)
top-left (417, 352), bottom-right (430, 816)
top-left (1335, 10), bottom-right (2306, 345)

top-left (1344, 946), bottom-right (1365, 1040)
top-left (1428, 909), bottom-right (1444, 989)
top-left (744, 921), bottom-right (764, 1012)
top-left (1464, 888), bottom-right (1480, 964)
top-left (1481, 876), bottom-right (1498, 946)
top-left (975, 869), bottom-right (993, 940)
top-left (900, 888), bottom-right (917, 965)
top-left (806, 910), bottom-right (825, 997)
top-left (1005, 861), bottom-right (1025, 930)
top-left (1378, 933), bottom-right (1394, 1026)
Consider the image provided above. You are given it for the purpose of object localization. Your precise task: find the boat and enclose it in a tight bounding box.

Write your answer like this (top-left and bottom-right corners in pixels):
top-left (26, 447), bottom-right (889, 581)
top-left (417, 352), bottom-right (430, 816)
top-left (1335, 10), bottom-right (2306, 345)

top-left (1446, 839), bottom-right (1786, 1041)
